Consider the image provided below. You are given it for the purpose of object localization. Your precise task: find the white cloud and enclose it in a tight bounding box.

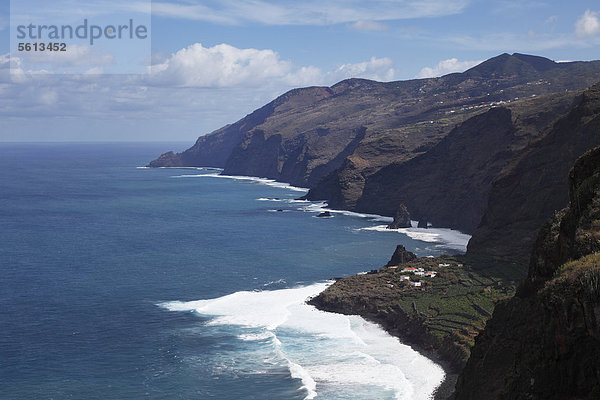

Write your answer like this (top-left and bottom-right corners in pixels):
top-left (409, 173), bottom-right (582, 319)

top-left (0, 54), bottom-right (30, 84)
top-left (417, 58), bottom-right (483, 78)
top-left (575, 10), bottom-right (600, 38)
top-left (10, 1), bottom-right (152, 23)
top-left (348, 20), bottom-right (389, 31)
top-left (545, 15), bottom-right (558, 24)
top-left (21, 45), bottom-right (114, 68)
top-left (0, 44), bottom-right (398, 141)
top-left (149, 43), bottom-right (314, 87)
top-left (444, 32), bottom-right (578, 51)
top-left (329, 57), bottom-right (395, 82)
top-left (151, 0), bottom-right (469, 25)
top-left (149, 2), bottom-right (237, 25)
top-left (282, 66), bottom-right (323, 87)
top-left (149, 43), bottom-right (396, 88)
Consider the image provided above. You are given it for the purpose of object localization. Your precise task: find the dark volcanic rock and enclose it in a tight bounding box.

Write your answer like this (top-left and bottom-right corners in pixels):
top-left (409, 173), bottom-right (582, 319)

top-left (417, 220), bottom-right (429, 229)
top-left (348, 93), bottom-right (578, 233)
top-left (151, 54), bottom-right (600, 195)
top-left (148, 86), bottom-right (335, 173)
top-left (385, 245), bottom-right (417, 266)
top-left (148, 151), bottom-right (182, 167)
top-left (387, 204), bottom-right (411, 229)
top-left (317, 211), bottom-right (332, 218)
top-left (454, 146), bottom-right (600, 400)
top-left (147, 91), bottom-right (289, 168)
top-left (468, 81), bottom-right (600, 264)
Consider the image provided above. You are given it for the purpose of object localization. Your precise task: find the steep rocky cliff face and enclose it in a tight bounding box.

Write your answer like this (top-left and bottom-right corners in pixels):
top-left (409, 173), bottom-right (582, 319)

top-left (150, 55), bottom-right (600, 264)
top-left (148, 86), bottom-right (334, 169)
top-left (150, 54), bottom-right (600, 194)
top-left (323, 93), bottom-right (576, 232)
top-left (454, 146), bottom-right (600, 400)
top-left (468, 82), bottom-right (600, 264)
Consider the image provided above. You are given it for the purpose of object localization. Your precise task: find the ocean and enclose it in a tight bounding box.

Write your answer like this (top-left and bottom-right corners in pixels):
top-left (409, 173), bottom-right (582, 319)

top-left (0, 143), bottom-right (469, 400)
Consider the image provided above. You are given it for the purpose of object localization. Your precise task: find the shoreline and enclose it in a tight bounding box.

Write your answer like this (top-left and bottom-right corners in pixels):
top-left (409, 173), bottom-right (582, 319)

top-left (308, 282), bottom-right (460, 400)
top-left (163, 280), bottom-right (447, 400)
top-left (306, 252), bottom-right (525, 400)
top-left (150, 167), bottom-right (468, 400)
top-left (150, 166), bottom-right (470, 398)
top-left (309, 303), bottom-right (459, 400)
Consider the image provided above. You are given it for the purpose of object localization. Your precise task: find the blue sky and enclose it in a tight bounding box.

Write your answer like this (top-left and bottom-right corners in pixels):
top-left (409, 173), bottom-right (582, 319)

top-left (1, 0), bottom-right (599, 142)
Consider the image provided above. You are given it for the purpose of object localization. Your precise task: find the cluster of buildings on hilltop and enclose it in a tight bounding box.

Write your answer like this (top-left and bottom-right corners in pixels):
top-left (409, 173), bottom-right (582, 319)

top-left (384, 265), bottom-right (442, 288)
top-left (399, 266), bottom-right (438, 278)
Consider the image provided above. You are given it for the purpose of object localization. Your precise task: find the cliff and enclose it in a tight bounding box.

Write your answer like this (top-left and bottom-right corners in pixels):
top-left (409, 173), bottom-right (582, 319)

top-left (331, 92), bottom-right (577, 232)
top-left (148, 86), bottom-right (334, 169)
top-left (150, 54), bottom-right (600, 264)
top-left (309, 253), bottom-right (526, 372)
top-left (454, 146), bottom-right (600, 400)
top-left (150, 54), bottom-right (600, 196)
top-left (468, 81), bottom-right (600, 264)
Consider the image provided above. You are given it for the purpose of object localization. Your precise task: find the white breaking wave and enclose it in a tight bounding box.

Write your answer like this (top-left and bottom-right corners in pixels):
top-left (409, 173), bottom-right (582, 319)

top-left (359, 223), bottom-right (471, 253)
top-left (170, 172), bottom-right (309, 193)
top-left (263, 278), bottom-right (287, 287)
top-left (297, 203), bottom-right (469, 253)
top-left (138, 166), bottom-right (224, 171)
top-left (237, 331), bottom-right (277, 342)
top-left (163, 168), bottom-right (466, 253)
top-left (160, 166), bottom-right (224, 171)
top-left (299, 202), bottom-right (393, 223)
top-left (159, 283), bottom-right (444, 400)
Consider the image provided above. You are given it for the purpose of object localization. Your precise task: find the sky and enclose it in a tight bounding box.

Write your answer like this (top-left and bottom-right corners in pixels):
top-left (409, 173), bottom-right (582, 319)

top-left (0, 0), bottom-right (599, 143)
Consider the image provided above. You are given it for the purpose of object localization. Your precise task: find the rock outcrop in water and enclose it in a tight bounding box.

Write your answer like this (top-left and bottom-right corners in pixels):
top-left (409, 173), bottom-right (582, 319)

top-left (454, 146), bottom-right (600, 400)
top-left (385, 245), bottom-right (417, 266)
top-left (387, 204), bottom-right (411, 229)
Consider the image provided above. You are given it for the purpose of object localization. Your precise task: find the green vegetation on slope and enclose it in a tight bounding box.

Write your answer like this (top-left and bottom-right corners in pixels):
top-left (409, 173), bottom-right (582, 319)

top-left (310, 254), bottom-right (526, 370)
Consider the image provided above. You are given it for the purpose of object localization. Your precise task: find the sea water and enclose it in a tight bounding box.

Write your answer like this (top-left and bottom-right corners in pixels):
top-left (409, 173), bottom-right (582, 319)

top-left (0, 143), bottom-right (467, 399)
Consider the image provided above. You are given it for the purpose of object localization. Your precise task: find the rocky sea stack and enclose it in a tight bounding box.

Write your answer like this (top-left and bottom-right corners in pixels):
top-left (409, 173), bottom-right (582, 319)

top-left (385, 245), bottom-right (417, 266)
top-left (386, 204), bottom-right (411, 229)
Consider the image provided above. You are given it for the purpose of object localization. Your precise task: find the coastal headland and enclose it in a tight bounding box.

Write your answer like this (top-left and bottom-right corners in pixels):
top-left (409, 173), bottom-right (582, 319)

top-left (150, 54), bottom-right (600, 398)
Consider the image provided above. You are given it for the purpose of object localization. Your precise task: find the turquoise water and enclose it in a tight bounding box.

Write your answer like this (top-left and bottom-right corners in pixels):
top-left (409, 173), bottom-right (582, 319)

top-left (0, 143), bottom-right (459, 399)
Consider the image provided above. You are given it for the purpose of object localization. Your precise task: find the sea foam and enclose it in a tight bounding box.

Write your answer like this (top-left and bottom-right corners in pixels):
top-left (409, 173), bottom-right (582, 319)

top-left (159, 283), bottom-right (444, 400)
top-left (163, 169), bottom-right (469, 254)
top-left (299, 202), bottom-right (393, 223)
top-left (359, 223), bottom-right (471, 253)
top-left (170, 172), bottom-right (309, 193)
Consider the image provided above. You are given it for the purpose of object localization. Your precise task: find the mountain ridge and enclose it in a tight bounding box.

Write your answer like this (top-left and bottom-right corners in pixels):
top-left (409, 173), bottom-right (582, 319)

top-left (148, 53), bottom-right (600, 398)
top-left (150, 53), bottom-right (600, 262)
